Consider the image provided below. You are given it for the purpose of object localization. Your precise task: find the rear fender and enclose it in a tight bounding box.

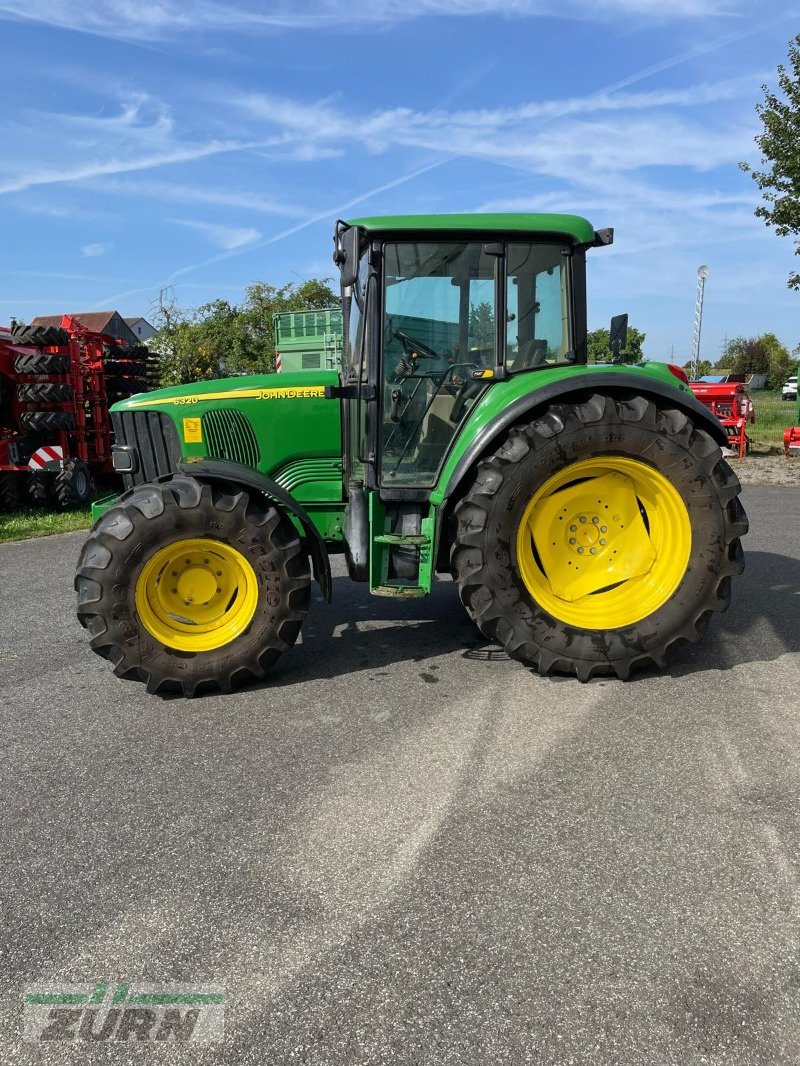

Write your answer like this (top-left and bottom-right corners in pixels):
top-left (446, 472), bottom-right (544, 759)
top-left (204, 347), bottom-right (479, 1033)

top-left (438, 370), bottom-right (729, 516)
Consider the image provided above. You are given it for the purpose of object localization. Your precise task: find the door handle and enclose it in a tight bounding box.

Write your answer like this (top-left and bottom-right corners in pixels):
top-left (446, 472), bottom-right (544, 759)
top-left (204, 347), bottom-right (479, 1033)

top-left (389, 388), bottom-right (402, 423)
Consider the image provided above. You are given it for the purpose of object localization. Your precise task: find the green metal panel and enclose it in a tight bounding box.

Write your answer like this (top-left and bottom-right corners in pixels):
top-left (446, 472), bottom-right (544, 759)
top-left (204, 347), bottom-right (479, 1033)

top-left (271, 457), bottom-right (344, 503)
top-left (202, 408), bottom-right (260, 468)
top-left (431, 362), bottom-right (693, 506)
top-left (273, 308), bottom-right (343, 373)
top-left (348, 213), bottom-right (596, 244)
top-left (112, 371), bottom-right (345, 542)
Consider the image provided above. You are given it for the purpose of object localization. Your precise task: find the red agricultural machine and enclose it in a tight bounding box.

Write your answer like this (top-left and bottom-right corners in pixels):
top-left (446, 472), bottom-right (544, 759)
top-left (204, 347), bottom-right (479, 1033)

top-left (784, 391), bottom-right (800, 455)
top-left (688, 381), bottom-right (754, 459)
top-left (0, 317), bottom-right (156, 510)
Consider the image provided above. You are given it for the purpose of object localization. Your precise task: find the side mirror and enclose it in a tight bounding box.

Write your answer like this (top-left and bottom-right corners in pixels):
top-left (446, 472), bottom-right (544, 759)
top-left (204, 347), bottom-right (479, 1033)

top-left (333, 222), bottom-right (361, 288)
top-left (610, 313), bottom-right (628, 359)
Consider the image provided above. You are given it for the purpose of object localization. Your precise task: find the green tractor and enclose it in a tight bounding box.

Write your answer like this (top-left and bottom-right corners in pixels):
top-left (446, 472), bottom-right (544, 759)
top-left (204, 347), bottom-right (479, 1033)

top-left (75, 213), bottom-right (747, 695)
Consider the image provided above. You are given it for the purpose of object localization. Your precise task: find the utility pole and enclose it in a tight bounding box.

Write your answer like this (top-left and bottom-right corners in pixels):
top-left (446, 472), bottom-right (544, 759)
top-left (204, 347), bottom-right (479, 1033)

top-left (690, 265), bottom-right (709, 381)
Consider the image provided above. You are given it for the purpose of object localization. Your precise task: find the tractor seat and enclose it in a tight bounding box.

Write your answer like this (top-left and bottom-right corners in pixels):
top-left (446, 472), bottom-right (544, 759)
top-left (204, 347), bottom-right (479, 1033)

top-left (514, 339), bottom-right (548, 370)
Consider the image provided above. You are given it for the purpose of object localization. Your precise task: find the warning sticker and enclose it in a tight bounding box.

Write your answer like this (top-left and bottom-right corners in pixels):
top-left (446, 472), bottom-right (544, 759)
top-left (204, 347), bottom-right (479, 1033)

top-left (183, 417), bottom-right (203, 443)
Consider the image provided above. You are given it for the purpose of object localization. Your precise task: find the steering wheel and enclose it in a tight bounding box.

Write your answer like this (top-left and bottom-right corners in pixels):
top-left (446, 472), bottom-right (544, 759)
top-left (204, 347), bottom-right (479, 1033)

top-left (392, 328), bottom-right (441, 361)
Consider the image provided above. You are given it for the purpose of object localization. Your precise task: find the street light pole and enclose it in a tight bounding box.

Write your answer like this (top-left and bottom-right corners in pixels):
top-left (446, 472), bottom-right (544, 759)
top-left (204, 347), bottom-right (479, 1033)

top-left (690, 265), bottom-right (709, 381)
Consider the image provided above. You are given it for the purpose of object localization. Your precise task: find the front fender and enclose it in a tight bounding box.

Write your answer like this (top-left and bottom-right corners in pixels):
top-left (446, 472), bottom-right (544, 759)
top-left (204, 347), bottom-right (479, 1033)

top-left (177, 458), bottom-right (332, 601)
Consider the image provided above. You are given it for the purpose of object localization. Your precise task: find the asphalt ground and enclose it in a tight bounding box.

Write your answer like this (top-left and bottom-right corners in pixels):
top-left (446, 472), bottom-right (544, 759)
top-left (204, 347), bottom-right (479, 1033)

top-left (1, 484), bottom-right (799, 1064)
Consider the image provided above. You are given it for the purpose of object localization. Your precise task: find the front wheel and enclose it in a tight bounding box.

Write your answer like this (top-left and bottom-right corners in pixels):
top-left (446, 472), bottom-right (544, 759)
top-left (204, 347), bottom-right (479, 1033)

top-left (75, 475), bottom-right (311, 696)
top-left (452, 394), bottom-right (748, 681)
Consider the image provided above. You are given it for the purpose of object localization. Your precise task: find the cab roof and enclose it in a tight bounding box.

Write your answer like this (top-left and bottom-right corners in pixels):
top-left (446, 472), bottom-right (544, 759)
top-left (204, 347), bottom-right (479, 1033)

top-left (347, 212), bottom-right (597, 245)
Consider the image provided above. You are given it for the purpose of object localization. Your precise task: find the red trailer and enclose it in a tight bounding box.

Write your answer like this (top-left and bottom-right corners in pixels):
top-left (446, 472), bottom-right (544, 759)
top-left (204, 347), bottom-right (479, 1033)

top-left (688, 381), bottom-right (754, 460)
top-left (0, 317), bottom-right (155, 510)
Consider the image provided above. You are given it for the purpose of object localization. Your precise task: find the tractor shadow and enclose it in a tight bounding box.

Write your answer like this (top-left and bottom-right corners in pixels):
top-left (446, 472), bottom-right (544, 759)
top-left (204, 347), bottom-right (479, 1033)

top-left (670, 549), bottom-right (800, 677)
top-left (247, 549), bottom-right (798, 691)
top-left (265, 571), bottom-right (485, 688)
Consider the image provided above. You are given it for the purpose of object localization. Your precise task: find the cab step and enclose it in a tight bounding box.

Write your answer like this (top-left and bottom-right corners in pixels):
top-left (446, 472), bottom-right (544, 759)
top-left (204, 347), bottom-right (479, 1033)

top-left (368, 494), bottom-right (437, 597)
top-left (373, 533), bottom-right (430, 546)
top-left (371, 584), bottom-right (428, 598)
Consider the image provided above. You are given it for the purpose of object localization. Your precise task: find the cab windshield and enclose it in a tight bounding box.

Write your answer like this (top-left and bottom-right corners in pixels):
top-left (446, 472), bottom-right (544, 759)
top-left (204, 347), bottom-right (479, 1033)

top-left (380, 238), bottom-right (573, 487)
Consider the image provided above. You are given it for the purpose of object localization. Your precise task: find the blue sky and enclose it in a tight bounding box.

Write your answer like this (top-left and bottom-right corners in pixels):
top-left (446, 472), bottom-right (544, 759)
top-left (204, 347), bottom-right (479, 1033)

top-left (0, 0), bottom-right (798, 363)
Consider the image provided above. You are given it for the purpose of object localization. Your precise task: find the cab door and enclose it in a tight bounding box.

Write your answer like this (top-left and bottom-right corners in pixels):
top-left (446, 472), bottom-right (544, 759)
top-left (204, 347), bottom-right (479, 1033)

top-left (341, 244), bottom-right (378, 488)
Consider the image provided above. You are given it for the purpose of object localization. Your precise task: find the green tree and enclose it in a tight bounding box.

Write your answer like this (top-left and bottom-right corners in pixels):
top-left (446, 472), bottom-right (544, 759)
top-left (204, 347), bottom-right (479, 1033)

top-left (149, 278), bottom-right (338, 385)
top-left (718, 333), bottom-right (795, 387)
top-left (587, 324), bottom-right (646, 364)
top-left (468, 301), bottom-right (494, 347)
top-left (741, 34), bottom-right (800, 289)
top-left (684, 358), bottom-right (714, 379)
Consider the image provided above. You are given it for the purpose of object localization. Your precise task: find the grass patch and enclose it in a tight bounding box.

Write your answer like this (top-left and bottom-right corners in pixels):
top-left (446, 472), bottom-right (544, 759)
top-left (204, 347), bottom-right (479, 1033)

top-left (0, 506), bottom-right (94, 544)
top-left (749, 389), bottom-right (798, 451)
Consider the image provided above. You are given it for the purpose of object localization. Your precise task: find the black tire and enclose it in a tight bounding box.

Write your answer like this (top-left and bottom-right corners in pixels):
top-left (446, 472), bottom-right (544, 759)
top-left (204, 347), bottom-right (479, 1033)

top-left (11, 324), bottom-right (69, 347)
top-left (104, 375), bottom-right (147, 390)
top-left (20, 410), bottom-right (75, 431)
top-left (0, 472), bottom-right (23, 512)
top-left (17, 382), bottom-right (73, 403)
top-left (75, 475), bottom-right (311, 696)
top-left (103, 359), bottom-right (147, 373)
top-left (27, 472), bottom-right (53, 508)
top-left (451, 393), bottom-right (748, 681)
top-left (54, 459), bottom-right (93, 510)
top-left (13, 352), bottom-right (70, 375)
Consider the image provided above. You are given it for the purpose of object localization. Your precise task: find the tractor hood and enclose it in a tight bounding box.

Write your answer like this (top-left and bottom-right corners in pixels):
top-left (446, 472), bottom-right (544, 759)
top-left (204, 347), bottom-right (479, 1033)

top-left (109, 371), bottom-right (343, 491)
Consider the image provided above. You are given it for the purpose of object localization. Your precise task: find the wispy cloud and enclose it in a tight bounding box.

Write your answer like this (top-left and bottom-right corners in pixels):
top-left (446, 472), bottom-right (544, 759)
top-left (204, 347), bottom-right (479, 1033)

top-left (0, 94), bottom-right (275, 197)
top-left (229, 75), bottom-right (759, 179)
top-left (81, 242), bottom-right (112, 257)
top-left (99, 178), bottom-right (302, 216)
top-left (0, 0), bottom-right (743, 42)
top-left (172, 219), bottom-right (262, 249)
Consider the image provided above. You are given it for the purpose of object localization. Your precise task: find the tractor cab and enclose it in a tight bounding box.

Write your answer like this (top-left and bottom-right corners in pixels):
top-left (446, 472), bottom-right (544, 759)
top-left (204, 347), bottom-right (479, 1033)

top-left (334, 215), bottom-right (596, 493)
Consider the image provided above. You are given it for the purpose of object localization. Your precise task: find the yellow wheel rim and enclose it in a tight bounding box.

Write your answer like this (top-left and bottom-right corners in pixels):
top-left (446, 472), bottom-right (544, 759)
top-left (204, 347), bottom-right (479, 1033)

top-left (134, 538), bottom-right (258, 652)
top-left (515, 457), bottom-right (691, 630)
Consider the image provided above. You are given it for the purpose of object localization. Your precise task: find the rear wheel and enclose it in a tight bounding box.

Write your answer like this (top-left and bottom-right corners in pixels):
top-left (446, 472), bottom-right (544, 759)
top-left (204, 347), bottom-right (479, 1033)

top-left (75, 475), bottom-right (311, 696)
top-left (452, 394), bottom-right (748, 681)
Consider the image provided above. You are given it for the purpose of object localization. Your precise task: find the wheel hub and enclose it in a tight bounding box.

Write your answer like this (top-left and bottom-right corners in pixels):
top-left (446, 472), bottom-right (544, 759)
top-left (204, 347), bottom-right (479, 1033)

top-left (515, 458), bottom-right (692, 629)
top-left (566, 512), bottom-right (609, 555)
top-left (134, 538), bottom-right (258, 652)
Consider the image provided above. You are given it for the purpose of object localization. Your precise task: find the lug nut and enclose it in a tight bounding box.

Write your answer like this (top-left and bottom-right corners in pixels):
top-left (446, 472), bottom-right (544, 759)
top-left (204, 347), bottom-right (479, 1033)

top-left (570, 524), bottom-right (577, 532)
top-left (569, 537), bottom-right (576, 545)
top-left (600, 538), bottom-right (607, 546)
top-left (592, 516), bottom-right (599, 524)
top-left (590, 547), bottom-right (597, 555)
top-left (577, 547), bottom-right (585, 554)
top-left (600, 526), bottom-right (607, 533)
top-left (579, 516), bottom-right (587, 523)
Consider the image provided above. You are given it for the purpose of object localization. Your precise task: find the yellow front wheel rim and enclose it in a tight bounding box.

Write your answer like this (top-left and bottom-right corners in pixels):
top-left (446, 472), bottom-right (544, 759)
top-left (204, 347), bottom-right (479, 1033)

top-left (515, 457), bottom-right (692, 630)
top-left (134, 538), bottom-right (259, 652)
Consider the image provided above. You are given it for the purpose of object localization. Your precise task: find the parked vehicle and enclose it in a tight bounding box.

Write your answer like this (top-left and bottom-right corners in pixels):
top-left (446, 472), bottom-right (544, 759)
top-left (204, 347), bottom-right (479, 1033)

top-left (782, 376), bottom-right (798, 401)
top-left (76, 213), bottom-right (747, 694)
